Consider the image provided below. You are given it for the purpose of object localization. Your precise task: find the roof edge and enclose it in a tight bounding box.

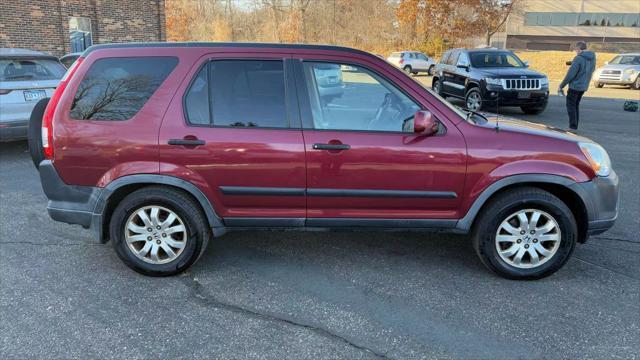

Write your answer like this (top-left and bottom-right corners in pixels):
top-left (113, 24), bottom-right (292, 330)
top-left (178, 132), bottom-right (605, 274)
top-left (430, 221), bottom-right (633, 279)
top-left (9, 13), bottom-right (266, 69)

top-left (82, 42), bottom-right (374, 57)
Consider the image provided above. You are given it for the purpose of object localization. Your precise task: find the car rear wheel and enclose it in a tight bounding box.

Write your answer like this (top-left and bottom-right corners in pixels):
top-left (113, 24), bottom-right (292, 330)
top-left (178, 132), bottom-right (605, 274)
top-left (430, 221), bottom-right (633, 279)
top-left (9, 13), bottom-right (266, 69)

top-left (428, 65), bottom-right (434, 76)
top-left (110, 186), bottom-right (211, 276)
top-left (465, 88), bottom-right (483, 111)
top-left (403, 65), bottom-right (412, 74)
top-left (472, 187), bottom-right (577, 279)
top-left (27, 97), bottom-right (49, 169)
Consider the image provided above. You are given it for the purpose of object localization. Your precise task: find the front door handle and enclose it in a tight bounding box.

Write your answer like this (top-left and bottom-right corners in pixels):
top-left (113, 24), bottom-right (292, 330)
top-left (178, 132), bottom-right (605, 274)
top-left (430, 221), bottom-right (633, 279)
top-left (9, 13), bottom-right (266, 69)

top-left (312, 143), bottom-right (351, 151)
top-left (168, 138), bottom-right (206, 146)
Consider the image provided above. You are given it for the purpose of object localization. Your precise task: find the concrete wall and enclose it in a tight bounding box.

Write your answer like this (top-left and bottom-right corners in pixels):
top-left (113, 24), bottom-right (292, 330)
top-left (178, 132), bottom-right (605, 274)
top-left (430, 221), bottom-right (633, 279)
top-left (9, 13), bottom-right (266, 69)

top-left (506, 0), bottom-right (640, 51)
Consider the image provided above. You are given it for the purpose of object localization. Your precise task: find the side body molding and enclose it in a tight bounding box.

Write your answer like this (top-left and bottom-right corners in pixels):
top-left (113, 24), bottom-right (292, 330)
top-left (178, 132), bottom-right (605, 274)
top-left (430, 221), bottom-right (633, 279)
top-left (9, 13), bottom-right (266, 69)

top-left (455, 174), bottom-right (588, 233)
top-left (92, 174), bottom-right (225, 242)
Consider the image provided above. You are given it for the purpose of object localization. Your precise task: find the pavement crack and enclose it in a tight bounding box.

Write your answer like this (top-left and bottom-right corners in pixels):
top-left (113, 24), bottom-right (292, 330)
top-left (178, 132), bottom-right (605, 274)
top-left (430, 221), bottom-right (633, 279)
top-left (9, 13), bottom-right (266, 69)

top-left (182, 275), bottom-right (392, 360)
top-left (572, 255), bottom-right (639, 281)
top-left (591, 236), bottom-right (638, 245)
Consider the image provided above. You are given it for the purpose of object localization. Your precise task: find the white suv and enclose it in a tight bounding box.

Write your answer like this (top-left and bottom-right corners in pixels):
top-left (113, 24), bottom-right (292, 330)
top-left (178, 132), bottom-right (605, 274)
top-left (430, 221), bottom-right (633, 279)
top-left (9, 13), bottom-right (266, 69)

top-left (0, 48), bottom-right (65, 141)
top-left (387, 51), bottom-right (436, 75)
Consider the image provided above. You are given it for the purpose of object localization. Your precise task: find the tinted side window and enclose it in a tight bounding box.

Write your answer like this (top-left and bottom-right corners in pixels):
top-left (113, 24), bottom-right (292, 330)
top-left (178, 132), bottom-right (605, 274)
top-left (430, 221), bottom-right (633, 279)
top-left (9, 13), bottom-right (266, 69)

top-left (70, 57), bottom-right (177, 120)
top-left (184, 65), bottom-right (210, 125)
top-left (184, 60), bottom-right (287, 128)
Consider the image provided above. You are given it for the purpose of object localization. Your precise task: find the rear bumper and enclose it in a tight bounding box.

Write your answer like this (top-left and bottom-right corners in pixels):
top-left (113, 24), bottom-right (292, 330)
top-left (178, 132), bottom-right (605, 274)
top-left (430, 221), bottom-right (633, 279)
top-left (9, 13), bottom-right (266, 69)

top-left (0, 120), bottom-right (28, 141)
top-left (39, 160), bottom-right (104, 240)
top-left (569, 170), bottom-right (620, 237)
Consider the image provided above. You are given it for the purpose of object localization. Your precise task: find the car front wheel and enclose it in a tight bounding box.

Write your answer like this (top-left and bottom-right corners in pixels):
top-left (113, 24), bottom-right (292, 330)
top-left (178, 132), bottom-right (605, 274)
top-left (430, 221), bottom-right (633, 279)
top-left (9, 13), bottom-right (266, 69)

top-left (428, 65), bottom-right (434, 75)
top-left (110, 186), bottom-right (211, 276)
top-left (632, 76), bottom-right (640, 90)
top-left (472, 187), bottom-right (577, 279)
top-left (520, 103), bottom-right (547, 115)
top-left (595, 82), bottom-right (604, 88)
top-left (465, 88), bottom-right (483, 111)
top-left (433, 79), bottom-right (444, 97)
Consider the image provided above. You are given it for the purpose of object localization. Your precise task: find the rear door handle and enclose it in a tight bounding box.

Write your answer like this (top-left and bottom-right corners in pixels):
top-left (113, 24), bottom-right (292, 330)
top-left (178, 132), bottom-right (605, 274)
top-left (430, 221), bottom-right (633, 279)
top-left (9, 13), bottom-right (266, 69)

top-left (168, 139), bottom-right (206, 146)
top-left (312, 143), bottom-right (350, 151)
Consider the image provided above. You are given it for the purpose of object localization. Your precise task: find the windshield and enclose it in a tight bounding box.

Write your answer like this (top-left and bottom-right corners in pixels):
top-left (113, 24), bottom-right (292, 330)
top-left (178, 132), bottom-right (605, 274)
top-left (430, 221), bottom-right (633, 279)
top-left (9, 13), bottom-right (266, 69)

top-left (469, 52), bottom-right (525, 68)
top-left (610, 55), bottom-right (640, 65)
top-left (0, 58), bottom-right (66, 81)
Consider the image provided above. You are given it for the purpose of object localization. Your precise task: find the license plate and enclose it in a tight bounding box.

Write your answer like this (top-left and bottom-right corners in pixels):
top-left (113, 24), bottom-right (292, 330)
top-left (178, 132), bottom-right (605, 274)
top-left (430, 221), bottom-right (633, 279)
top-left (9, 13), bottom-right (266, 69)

top-left (518, 91), bottom-right (531, 99)
top-left (23, 90), bottom-right (47, 102)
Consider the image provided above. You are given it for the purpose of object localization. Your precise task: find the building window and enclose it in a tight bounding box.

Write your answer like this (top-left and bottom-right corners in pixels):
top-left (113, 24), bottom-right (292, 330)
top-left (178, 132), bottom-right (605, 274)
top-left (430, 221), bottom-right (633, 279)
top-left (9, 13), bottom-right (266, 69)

top-left (69, 17), bottom-right (93, 52)
top-left (524, 12), bottom-right (638, 28)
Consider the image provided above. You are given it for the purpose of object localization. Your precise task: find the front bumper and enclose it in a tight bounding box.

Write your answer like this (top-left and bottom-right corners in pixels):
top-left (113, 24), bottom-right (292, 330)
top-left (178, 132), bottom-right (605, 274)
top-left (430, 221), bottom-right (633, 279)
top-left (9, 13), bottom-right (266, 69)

top-left (593, 78), bottom-right (636, 86)
top-left (39, 160), bottom-right (104, 240)
top-left (569, 170), bottom-right (620, 237)
top-left (0, 120), bottom-right (29, 141)
top-left (482, 86), bottom-right (549, 107)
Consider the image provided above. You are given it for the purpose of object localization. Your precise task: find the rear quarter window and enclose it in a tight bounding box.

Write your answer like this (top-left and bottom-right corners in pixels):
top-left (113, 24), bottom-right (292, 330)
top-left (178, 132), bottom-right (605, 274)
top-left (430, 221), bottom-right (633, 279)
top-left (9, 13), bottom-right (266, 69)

top-left (69, 57), bottom-right (178, 121)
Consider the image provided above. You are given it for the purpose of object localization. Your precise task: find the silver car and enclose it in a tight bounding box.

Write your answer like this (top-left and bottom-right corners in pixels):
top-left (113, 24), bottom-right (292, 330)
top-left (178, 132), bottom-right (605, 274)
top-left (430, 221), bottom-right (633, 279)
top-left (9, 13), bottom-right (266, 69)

top-left (0, 48), bottom-right (66, 141)
top-left (593, 53), bottom-right (640, 90)
top-left (387, 51), bottom-right (437, 75)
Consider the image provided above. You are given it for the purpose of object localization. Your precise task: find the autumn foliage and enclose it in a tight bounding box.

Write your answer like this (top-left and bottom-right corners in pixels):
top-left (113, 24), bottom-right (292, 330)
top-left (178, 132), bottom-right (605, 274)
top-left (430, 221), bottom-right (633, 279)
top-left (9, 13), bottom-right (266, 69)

top-left (165, 0), bottom-right (519, 57)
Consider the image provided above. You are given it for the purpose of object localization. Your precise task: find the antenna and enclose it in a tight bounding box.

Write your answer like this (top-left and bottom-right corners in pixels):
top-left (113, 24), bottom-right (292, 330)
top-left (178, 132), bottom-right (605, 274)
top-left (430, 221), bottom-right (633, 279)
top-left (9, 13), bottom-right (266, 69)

top-left (495, 87), bottom-right (500, 132)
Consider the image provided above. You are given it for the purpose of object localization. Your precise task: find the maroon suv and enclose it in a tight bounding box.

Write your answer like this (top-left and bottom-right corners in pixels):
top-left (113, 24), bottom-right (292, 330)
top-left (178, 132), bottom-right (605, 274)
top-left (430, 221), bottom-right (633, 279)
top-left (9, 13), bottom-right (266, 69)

top-left (32, 43), bottom-right (619, 279)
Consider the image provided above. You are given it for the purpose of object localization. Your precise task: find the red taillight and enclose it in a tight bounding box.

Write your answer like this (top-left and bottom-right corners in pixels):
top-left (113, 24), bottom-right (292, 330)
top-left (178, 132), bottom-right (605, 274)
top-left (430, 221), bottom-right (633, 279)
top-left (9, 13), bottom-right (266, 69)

top-left (399, 59), bottom-right (404, 64)
top-left (42, 57), bottom-right (83, 160)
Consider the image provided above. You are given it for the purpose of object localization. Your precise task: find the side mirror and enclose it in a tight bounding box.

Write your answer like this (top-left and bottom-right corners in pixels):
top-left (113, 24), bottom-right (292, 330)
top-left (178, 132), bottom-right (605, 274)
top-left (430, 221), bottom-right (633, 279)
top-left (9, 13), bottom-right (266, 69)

top-left (456, 64), bottom-right (469, 71)
top-left (566, 61), bottom-right (572, 66)
top-left (413, 110), bottom-right (439, 136)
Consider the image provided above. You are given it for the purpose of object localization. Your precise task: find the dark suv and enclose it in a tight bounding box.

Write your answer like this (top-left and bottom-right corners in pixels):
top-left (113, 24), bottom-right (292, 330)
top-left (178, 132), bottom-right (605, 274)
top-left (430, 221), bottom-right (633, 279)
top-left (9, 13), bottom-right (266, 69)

top-left (432, 48), bottom-right (549, 114)
top-left (32, 42), bottom-right (618, 279)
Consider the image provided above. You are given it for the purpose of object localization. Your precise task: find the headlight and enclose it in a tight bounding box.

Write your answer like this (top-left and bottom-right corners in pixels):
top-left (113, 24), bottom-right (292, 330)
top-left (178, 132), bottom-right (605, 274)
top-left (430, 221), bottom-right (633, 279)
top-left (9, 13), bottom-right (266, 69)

top-left (579, 142), bottom-right (612, 177)
top-left (624, 68), bottom-right (637, 75)
top-left (540, 76), bottom-right (549, 87)
top-left (485, 78), bottom-right (501, 86)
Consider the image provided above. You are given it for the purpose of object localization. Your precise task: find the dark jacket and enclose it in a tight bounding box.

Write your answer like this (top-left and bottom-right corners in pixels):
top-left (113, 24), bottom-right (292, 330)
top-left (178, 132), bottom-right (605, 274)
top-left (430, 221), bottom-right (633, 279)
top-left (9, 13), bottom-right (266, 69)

top-left (560, 51), bottom-right (596, 92)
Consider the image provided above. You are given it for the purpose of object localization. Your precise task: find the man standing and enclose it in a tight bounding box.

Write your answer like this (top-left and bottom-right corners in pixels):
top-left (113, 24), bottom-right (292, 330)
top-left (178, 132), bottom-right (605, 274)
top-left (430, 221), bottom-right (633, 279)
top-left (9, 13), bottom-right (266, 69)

top-left (558, 41), bottom-right (596, 130)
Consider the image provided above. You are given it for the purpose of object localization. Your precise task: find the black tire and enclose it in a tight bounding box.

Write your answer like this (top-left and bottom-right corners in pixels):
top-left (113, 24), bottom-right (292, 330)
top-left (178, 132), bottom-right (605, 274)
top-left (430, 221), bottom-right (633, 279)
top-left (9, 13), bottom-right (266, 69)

top-left (595, 82), bottom-right (604, 88)
top-left (428, 65), bottom-right (434, 76)
top-left (27, 97), bottom-right (49, 169)
top-left (432, 79), bottom-right (444, 97)
top-left (465, 87), bottom-right (483, 111)
top-left (403, 65), bottom-right (412, 74)
top-left (471, 187), bottom-right (577, 280)
top-left (110, 186), bottom-right (211, 276)
top-left (632, 76), bottom-right (640, 90)
top-left (520, 103), bottom-right (547, 115)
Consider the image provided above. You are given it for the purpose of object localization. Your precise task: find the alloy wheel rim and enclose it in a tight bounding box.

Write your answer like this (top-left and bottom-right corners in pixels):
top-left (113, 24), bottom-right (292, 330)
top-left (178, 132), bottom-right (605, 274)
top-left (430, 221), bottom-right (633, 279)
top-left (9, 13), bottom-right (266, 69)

top-left (467, 92), bottom-right (481, 111)
top-left (495, 209), bottom-right (561, 269)
top-left (434, 82), bottom-right (440, 93)
top-left (125, 205), bottom-right (187, 264)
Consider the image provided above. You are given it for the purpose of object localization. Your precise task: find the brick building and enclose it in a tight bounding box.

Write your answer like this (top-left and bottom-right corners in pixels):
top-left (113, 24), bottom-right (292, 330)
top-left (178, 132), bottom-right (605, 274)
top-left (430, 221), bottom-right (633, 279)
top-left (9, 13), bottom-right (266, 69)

top-left (0, 0), bottom-right (166, 57)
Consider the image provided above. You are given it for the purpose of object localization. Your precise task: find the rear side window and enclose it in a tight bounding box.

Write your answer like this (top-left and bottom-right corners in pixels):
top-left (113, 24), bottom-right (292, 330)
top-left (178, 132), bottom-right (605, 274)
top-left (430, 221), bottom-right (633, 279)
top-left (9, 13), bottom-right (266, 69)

top-left (70, 57), bottom-right (178, 120)
top-left (0, 59), bottom-right (66, 81)
top-left (184, 60), bottom-right (288, 128)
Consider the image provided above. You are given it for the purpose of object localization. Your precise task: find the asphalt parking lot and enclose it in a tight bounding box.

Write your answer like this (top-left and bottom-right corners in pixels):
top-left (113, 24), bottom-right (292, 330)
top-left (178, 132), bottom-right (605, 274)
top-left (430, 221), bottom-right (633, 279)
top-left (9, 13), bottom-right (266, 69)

top-left (1, 93), bottom-right (639, 359)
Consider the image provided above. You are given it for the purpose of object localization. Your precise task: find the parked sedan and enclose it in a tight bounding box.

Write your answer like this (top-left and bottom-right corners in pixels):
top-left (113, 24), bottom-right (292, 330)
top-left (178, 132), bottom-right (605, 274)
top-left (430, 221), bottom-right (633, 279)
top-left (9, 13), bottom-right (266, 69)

top-left (0, 48), bottom-right (65, 141)
top-left (593, 53), bottom-right (640, 90)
